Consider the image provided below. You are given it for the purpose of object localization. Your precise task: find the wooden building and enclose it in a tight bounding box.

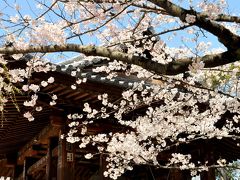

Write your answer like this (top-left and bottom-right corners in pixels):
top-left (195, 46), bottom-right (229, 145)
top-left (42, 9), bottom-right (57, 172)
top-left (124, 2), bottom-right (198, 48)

top-left (0, 56), bottom-right (240, 179)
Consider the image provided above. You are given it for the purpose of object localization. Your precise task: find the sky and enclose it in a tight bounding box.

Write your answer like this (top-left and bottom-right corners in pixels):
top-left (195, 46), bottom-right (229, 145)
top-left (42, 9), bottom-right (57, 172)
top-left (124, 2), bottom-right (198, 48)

top-left (0, 0), bottom-right (240, 63)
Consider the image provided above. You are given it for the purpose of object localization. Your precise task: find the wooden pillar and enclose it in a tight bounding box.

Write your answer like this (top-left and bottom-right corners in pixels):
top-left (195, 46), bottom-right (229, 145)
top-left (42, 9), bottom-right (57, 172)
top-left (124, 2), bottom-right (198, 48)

top-left (12, 165), bottom-right (16, 179)
top-left (23, 158), bottom-right (33, 180)
top-left (169, 169), bottom-right (192, 180)
top-left (6, 153), bottom-right (17, 179)
top-left (57, 129), bottom-right (67, 180)
top-left (50, 111), bottom-right (67, 180)
top-left (200, 168), bottom-right (215, 180)
top-left (99, 154), bottom-right (104, 180)
top-left (57, 129), bottom-right (75, 180)
top-left (99, 154), bottom-right (110, 180)
top-left (13, 165), bottom-right (23, 179)
top-left (200, 142), bottom-right (215, 180)
top-left (46, 138), bottom-right (53, 180)
top-left (23, 158), bottom-right (28, 180)
top-left (67, 142), bottom-right (76, 180)
top-left (51, 111), bottom-right (75, 180)
top-left (46, 137), bottom-right (58, 180)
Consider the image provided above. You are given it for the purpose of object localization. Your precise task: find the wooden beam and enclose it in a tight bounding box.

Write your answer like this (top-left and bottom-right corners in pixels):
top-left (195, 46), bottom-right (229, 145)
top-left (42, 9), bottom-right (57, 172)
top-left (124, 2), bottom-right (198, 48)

top-left (6, 168), bottom-right (14, 179)
top-left (27, 146), bottom-right (58, 176)
top-left (32, 144), bottom-right (48, 151)
top-left (27, 156), bottom-right (47, 176)
top-left (23, 157), bottom-right (38, 180)
top-left (17, 124), bottom-right (60, 165)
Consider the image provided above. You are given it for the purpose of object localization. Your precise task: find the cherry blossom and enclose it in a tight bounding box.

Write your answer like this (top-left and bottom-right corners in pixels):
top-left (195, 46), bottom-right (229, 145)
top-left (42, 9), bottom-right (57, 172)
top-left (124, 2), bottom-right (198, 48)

top-left (0, 0), bottom-right (240, 179)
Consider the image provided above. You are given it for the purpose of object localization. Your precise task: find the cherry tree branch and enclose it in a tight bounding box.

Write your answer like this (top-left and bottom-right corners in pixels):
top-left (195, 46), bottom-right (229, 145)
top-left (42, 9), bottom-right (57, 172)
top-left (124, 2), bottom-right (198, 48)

top-left (61, 0), bottom-right (240, 25)
top-left (210, 14), bottom-right (240, 23)
top-left (1, 44), bottom-right (240, 75)
top-left (107, 24), bottom-right (192, 47)
top-left (148, 0), bottom-right (240, 50)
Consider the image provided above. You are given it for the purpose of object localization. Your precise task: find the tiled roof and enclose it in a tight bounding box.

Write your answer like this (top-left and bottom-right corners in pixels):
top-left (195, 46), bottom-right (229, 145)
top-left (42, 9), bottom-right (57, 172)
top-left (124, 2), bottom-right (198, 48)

top-left (55, 55), bottom-right (144, 89)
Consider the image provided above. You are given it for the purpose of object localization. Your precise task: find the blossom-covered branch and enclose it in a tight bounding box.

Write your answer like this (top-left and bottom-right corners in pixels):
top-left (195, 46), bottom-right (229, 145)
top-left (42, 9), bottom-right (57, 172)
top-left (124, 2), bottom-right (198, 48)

top-left (1, 44), bottom-right (240, 75)
top-left (149, 0), bottom-right (240, 49)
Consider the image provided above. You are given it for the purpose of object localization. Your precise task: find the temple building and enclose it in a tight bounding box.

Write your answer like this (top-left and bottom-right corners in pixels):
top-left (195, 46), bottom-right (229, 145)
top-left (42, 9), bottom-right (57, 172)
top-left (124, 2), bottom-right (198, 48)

top-left (0, 56), bottom-right (239, 180)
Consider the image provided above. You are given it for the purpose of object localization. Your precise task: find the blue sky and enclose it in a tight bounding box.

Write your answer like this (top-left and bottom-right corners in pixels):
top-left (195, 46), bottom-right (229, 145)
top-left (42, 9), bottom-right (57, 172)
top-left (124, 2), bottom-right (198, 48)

top-left (0, 0), bottom-right (240, 63)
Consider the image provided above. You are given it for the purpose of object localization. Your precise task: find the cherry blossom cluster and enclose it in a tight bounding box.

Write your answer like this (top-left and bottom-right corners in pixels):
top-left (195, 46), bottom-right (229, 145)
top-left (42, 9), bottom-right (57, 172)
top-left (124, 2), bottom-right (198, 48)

top-left (64, 72), bottom-right (240, 178)
top-left (1, 0), bottom-right (240, 179)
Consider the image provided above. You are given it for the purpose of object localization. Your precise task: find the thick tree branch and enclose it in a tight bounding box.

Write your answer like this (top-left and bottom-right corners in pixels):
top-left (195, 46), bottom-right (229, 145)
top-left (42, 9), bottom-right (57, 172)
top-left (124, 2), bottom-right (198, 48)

top-left (1, 44), bottom-right (240, 75)
top-left (211, 14), bottom-right (240, 24)
top-left (148, 0), bottom-right (240, 50)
